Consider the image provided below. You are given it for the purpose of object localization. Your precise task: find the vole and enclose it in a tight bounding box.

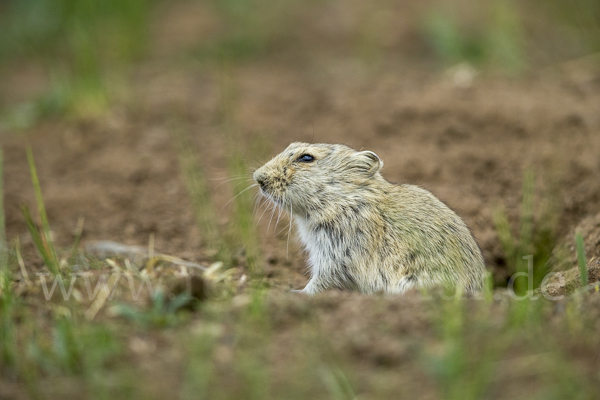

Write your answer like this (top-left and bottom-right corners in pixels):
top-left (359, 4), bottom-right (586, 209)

top-left (253, 142), bottom-right (488, 295)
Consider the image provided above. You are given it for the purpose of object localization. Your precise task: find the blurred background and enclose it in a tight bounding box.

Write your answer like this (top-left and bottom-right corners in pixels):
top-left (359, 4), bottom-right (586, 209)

top-left (0, 0), bottom-right (599, 124)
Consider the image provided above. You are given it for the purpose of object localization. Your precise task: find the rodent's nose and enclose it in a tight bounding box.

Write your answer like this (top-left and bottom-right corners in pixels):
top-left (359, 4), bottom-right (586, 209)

top-left (253, 169), bottom-right (267, 188)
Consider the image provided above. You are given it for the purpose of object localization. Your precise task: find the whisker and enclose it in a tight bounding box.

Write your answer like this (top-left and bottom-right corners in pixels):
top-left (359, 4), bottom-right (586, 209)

top-left (255, 203), bottom-right (269, 228)
top-left (255, 200), bottom-right (274, 228)
top-left (267, 202), bottom-right (277, 233)
top-left (252, 192), bottom-right (262, 215)
top-left (208, 173), bottom-right (247, 180)
top-left (220, 183), bottom-right (259, 212)
top-left (274, 201), bottom-right (284, 234)
top-left (211, 176), bottom-right (249, 190)
top-left (275, 217), bottom-right (292, 236)
top-left (286, 203), bottom-right (294, 257)
top-left (230, 179), bottom-right (252, 192)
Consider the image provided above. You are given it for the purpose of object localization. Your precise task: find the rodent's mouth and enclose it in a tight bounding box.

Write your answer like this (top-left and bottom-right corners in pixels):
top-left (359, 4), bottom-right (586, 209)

top-left (259, 187), bottom-right (284, 207)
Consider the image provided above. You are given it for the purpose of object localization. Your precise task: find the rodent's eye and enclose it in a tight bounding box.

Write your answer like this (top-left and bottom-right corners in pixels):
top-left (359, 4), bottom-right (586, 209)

top-left (296, 154), bottom-right (315, 163)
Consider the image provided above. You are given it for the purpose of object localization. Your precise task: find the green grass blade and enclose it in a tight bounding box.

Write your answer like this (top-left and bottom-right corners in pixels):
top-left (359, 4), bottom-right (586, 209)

top-left (0, 149), bottom-right (6, 270)
top-left (172, 126), bottom-right (223, 258)
top-left (69, 217), bottom-right (84, 263)
top-left (228, 151), bottom-right (262, 276)
top-left (493, 168), bottom-right (563, 292)
top-left (519, 169), bottom-right (535, 257)
top-left (575, 233), bottom-right (588, 287)
top-left (21, 205), bottom-right (59, 275)
top-left (26, 147), bottom-right (52, 240)
top-left (0, 148), bottom-right (8, 296)
top-left (321, 366), bottom-right (357, 400)
top-left (492, 205), bottom-right (516, 268)
top-left (25, 147), bottom-right (60, 275)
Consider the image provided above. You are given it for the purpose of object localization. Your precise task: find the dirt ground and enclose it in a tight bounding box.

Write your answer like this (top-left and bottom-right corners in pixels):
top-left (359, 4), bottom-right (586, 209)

top-left (4, 58), bottom-right (600, 288)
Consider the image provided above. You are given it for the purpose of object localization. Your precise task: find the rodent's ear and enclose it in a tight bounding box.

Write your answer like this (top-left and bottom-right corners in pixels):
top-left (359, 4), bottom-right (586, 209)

top-left (353, 150), bottom-right (383, 176)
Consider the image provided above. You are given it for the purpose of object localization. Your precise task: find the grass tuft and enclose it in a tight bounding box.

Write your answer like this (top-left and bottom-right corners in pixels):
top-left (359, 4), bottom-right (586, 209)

top-left (0, 148), bottom-right (8, 292)
top-left (0, 148), bottom-right (16, 371)
top-left (21, 147), bottom-right (60, 275)
top-left (493, 169), bottom-right (562, 293)
top-left (575, 233), bottom-right (588, 287)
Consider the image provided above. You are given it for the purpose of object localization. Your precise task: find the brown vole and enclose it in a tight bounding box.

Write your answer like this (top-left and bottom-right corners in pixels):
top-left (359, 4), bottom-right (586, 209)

top-left (253, 142), bottom-right (488, 295)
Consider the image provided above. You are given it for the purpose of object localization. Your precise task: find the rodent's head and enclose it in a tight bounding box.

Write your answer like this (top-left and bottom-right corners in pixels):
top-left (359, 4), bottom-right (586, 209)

top-left (253, 142), bottom-right (383, 214)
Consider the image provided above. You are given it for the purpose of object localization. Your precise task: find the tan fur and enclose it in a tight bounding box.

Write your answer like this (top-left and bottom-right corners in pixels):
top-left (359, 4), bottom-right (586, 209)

top-left (253, 142), bottom-right (488, 295)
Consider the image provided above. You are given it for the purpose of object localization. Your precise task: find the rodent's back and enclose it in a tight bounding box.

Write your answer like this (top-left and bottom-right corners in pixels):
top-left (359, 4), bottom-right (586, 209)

top-left (383, 184), bottom-right (487, 292)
